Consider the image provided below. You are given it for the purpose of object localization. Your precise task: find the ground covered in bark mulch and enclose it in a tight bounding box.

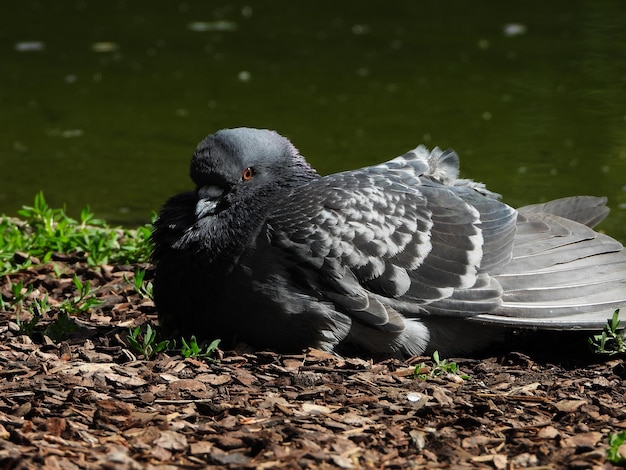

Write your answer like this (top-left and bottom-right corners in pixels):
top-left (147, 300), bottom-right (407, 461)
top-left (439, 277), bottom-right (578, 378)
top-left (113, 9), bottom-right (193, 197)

top-left (0, 257), bottom-right (625, 469)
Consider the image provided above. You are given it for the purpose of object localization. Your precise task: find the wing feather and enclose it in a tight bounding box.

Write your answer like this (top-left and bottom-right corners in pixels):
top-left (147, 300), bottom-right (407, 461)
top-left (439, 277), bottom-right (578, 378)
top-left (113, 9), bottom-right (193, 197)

top-left (268, 148), bottom-right (519, 334)
top-left (263, 146), bottom-right (623, 351)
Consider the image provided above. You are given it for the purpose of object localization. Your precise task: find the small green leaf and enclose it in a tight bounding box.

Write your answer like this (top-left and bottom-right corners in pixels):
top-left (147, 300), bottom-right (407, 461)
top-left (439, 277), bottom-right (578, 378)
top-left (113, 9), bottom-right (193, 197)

top-left (607, 430), bottom-right (626, 463)
top-left (414, 350), bottom-right (469, 381)
top-left (589, 310), bottom-right (625, 356)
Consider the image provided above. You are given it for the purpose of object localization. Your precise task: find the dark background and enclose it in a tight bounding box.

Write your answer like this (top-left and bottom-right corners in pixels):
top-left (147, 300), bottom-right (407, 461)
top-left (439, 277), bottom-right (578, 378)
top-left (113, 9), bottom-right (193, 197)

top-left (1, 0), bottom-right (624, 241)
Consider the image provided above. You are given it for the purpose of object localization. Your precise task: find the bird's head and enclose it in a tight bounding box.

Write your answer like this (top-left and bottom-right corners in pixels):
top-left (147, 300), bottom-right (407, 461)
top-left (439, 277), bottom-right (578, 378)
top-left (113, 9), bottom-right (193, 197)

top-left (189, 127), bottom-right (318, 220)
top-left (152, 127), bottom-right (318, 259)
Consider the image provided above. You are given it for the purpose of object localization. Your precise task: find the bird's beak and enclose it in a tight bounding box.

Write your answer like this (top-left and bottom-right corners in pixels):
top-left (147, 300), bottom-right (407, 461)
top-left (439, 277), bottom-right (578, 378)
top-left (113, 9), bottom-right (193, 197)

top-left (195, 185), bottom-right (225, 219)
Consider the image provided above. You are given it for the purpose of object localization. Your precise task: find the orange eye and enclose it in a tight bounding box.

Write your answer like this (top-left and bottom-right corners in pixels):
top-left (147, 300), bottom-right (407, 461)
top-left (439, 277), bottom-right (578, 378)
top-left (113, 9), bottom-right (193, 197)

top-left (242, 167), bottom-right (254, 181)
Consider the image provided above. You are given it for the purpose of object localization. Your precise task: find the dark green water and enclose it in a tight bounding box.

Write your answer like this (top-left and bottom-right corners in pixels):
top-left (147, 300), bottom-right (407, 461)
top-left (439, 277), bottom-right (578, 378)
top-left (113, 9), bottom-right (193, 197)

top-left (1, 1), bottom-right (625, 242)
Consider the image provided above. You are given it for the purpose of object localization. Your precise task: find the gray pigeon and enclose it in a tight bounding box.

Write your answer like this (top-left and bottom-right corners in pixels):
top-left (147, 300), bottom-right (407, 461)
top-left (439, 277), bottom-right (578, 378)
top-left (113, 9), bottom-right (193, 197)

top-left (152, 127), bottom-right (626, 356)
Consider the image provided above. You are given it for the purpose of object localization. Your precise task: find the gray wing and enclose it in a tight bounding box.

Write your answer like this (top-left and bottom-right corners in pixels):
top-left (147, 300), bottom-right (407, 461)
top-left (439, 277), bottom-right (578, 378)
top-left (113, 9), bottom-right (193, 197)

top-left (472, 198), bottom-right (626, 328)
top-left (519, 196), bottom-right (610, 228)
top-left (267, 146), bottom-right (518, 332)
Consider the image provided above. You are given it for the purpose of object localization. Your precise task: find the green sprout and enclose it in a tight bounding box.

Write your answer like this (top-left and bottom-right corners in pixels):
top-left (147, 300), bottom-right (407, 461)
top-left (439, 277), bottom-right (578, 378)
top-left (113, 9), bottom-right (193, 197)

top-left (180, 336), bottom-right (221, 361)
top-left (44, 310), bottom-right (80, 342)
top-left (125, 268), bottom-right (153, 300)
top-left (65, 275), bottom-right (103, 312)
top-left (414, 350), bottom-right (469, 380)
top-left (607, 430), bottom-right (626, 464)
top-left (127, 324), bottom-right (170, 359)
top-left (8, 280), bottom-right (33, 311)
top-left (0, 192), bottom-right (153, 276)
top-left (4, 275), bottom-right (101, 342)
top-left (41, 275), bottom-right (102, 342)
top-left (16, 294), bottom-right (48, 336)
top-left (588, 310), bottom-right (625, 356)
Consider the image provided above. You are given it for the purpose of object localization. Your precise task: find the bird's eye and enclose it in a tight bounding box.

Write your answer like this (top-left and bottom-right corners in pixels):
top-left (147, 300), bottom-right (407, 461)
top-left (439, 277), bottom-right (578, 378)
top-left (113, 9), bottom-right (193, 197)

top-left (242, 167), bottom-right (254, 181)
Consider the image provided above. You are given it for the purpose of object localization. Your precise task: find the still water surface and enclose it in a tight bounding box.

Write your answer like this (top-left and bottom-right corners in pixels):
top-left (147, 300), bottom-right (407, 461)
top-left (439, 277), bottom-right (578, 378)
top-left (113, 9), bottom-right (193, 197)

top-left (1, 1), bottom-right (625, 242)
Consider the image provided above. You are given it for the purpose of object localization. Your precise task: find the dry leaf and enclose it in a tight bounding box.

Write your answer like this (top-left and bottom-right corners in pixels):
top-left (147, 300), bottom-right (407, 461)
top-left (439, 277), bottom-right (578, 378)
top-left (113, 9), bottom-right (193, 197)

top-left (301, 403), bottom-right (331, 414)
top-left (1, 259), bottom-right (623, 469)
top-left (203, 374), bottom-right (232, 386)
top-left (562, 431), bottom-right (603, 450)
top-left (155, 430), bottom-right (188, 451)
top-left (537, 426), bottom-right (560, 439)
top-left (555, 399), bottom-right (587, 413)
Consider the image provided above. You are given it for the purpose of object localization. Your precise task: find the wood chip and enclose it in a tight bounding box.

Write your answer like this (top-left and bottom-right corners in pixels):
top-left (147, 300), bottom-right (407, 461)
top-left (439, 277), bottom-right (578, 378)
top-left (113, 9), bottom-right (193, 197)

top-left (0, 260), bottom-right (623, 468)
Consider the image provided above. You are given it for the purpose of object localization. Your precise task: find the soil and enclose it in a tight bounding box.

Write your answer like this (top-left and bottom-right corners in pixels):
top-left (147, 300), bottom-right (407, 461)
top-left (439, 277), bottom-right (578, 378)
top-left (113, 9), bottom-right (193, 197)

top-left (0, 255), bottom-right (625, 469)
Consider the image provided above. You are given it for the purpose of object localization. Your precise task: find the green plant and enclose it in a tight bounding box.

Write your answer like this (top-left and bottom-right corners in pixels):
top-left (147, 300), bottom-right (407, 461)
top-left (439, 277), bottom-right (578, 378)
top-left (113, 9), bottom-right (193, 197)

top-left (16, 294), bottom-right (48, 336)
top-left (607, 430), bottom-right (626, 464)
top-left (125, 268), bottom-right (153, 300)
top-left (44, 310), bottom-right (80, 342)
top-left (121, 223), bottom-right (154, 265)
top-left (6, 275), bottom-right (101, 342)
top-left (62, 275), bottom-right (103, 313)
top-left (30, 294), bottom-right (51, 316)
top-left (3, 280), bottom-right (38, 335)
top-left (39, 276), bottom-right (102, 342)
top-left (588, 310), bottom-right (625, 356)
top-left (414, 350), bottom-right (469, 380)
top-left (6, 280), bottom-right (33, 313)
top-left (180, 336), bottom-right (220, 360)
top-left (0, 192), bottom-right (154, 276)
top-left (127, 324), bottom-right (170, 359)
top-left (16, 311), bottom-right (42, 336)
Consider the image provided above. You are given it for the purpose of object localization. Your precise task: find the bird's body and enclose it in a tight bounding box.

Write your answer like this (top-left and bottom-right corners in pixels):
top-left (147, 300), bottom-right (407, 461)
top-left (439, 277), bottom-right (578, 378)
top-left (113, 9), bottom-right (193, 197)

top-left (152, 128), bottom-right (626, 356)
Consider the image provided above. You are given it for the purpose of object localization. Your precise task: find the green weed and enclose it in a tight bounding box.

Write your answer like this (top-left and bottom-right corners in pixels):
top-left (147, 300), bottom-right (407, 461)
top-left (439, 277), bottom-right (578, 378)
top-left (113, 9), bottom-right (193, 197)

top-left (414, 350), bottom-right (469, 380)
top-left (7, 280), bottom-right (33, 313)
top-left (127, 324), bottom-right (170, 359)
top-left (588, 310), bottom-right (625, 356)
top-left (180, 336), bottom-right (220, 361)
top-left (4, 280), bottom-right (38, 335)
top-left (65, 275), bottom-right (103, 312)
top-left (44, 310), bottom-right (80, 342)
top-left (125, 324), bottom-right (221, 362)
top-left (3, 275), bottom-right (102, 342)
top-left (0, 192), bottom-right (153, 275)
top-left (41, 276), bottom-right (102, 342)
top-left (607, 430), bottom-right (626, 463)
top-left (15, 311), bottom-right (41, 336)
top-left (124, 268), bottom-right (153, 300)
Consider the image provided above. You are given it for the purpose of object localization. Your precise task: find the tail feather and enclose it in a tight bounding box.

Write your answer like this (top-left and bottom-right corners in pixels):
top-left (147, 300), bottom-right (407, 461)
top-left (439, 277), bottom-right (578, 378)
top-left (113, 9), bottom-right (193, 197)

top-left (473, 307), bottom-right (621, 329)
top-left (520, 196), bottom-right (610, 228)
top-left (503, 281), bottom-right (625, 303)
top-left (496, 258), bottom-right (626, 290)
top-left (470, 197), bottom-right (626, 330)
